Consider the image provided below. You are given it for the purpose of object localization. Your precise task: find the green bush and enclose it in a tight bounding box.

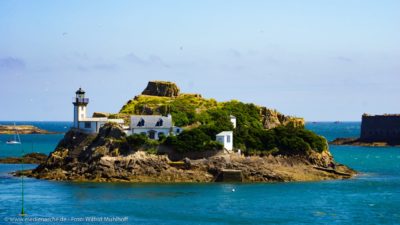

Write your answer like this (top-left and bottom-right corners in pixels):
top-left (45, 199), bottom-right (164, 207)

top-left (165, 128), bottom-right (223, 152)
top-left (120, 93), bottom-right (327, 156)
top-left (253, 125), bottom-right (327, 155)
top-left (204, 140), bottom-right (224, 151)
top-left (158, 132), bottom-right (167, 142)
top-left (126, 133), bottom-right (159, 153)
top-left (126, 133), bottom-right (148, 149)
top-left (171, 111), bottom-right (190, 127)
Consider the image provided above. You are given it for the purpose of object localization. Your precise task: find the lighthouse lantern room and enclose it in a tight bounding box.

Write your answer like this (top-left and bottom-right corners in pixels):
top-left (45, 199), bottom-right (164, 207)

top-left (73, 88), bottom-right (89, 128)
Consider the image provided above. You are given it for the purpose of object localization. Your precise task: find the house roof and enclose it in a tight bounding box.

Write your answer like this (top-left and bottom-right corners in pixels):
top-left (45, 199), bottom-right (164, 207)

top-left (216, 131), bottom-right (233, 136)
top-left (80, 118), bottom-right (124, 123)
top-left (131, 115), bottom-right (172, 128)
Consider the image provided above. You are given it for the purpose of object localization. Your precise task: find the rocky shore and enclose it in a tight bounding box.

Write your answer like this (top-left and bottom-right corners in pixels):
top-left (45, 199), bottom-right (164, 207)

top-left (23, 124), bottom-right (356, 183)
top-left (0, 153), bottom-right (47, 164)
top-left (0, 125), bottom-right (58, 134)
top-left (330, 138), bottom-right (398, 147)
top-left (25, 151), bottom-right (355, 182)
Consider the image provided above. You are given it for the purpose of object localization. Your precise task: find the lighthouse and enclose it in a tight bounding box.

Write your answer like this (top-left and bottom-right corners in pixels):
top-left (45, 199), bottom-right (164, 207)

top-left (73, 87), bottom-right (89, 129)
top-left (71, 88), bottom-right (125, 133)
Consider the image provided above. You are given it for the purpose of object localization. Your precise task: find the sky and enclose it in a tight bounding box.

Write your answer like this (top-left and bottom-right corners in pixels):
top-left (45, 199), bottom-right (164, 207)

top-left (0, 0), bottom-right (399, 121)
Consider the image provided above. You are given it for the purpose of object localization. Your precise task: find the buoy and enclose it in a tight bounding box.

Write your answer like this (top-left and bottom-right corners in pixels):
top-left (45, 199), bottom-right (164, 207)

top-left (232, 188), bottom-right (235, 192)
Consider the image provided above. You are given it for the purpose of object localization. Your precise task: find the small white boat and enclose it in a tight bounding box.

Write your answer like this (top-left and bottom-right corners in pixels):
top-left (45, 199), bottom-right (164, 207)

top-left (6, 140), bottom-right (21, 144)
top-left (6, 123), bottom-right (21, 145)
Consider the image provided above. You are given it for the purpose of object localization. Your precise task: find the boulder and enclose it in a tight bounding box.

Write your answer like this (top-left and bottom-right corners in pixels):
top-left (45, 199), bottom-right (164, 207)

top-left (95, 122), bottom-right (126, 140)
top-left (141, 81), bottom-right (180, 97)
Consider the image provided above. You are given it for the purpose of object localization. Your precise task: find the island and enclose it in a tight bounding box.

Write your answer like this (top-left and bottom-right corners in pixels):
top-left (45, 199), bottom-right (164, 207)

top-left (0, 125), bottom-right (58, 134)
top-left (330, 114), bottom-right (400, 147)
top-left (23, 81), bottom-right (356, 182)
top-left (0, 153), bottom-right (47, 164)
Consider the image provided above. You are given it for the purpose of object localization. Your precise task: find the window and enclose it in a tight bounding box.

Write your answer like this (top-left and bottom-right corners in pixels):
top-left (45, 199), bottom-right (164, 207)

top-left (156, 119), bottom-right (163, 126)
top-left (227, 135), bottom-right (231, 143)
top-left (148, 130), bottom-right (156, 139)
top-left (84, 122), bottom-right (91, 128)
top-left (137, 118), bottom-right (145, 127)
top-left (176, 128), bottom-right (180, 134)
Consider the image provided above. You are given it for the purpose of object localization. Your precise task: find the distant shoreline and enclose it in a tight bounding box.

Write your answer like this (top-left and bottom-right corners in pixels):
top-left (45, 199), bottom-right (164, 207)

top-left (330, 137), bottom-right (400, 147)
top-left (0, 153), bottom-right (47, 164)
top-left (0, 125), bottom-right (61, 134)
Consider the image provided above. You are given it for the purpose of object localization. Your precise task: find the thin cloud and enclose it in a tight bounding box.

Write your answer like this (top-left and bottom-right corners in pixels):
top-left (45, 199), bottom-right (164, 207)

top-left (226, 49), bottom-right (242, 58)
top-left (0, 57), bottom-right (26, 71)
top-left (92, 63), bottom-right (117, 71)
top-left (73, 63), bottom-right (117, 72)
top-left (124, 52), bottom-right (170, 68)
top-left (334, 56), bottom-right (353, 63)
top-left (124, 53), bottom-right (147, 65)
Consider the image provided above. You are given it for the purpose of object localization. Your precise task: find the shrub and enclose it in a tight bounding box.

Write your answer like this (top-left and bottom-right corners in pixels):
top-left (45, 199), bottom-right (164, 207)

top-left (204, 140), bottom-right (223, 151)
top-left (277, 136), bottom-right (311, 155)
top-left (120, 93), bottom-right (328, 156)
top-left (171, 111), bottom-right (190, 127)
top-left (126, 133), bottom-right (148, 149)
top-left (165, 128), bottom-right (222, 152)
top-left (157, 132), bottom-right (167, 143)
top-left (126, 133), bottom-right (159, 153)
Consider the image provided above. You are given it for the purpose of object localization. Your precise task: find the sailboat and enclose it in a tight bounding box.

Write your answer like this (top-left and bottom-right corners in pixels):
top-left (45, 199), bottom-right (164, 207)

top-left (6, 123), bottom-right (21, 145)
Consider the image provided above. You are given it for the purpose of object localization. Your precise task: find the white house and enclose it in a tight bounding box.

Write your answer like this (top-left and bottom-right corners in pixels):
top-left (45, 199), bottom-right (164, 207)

top-left (216, 131), bottom-right (233, 151)
top-left (72, 88), bottom-right (124, 133)
top-left (129, 114), bottom-right (181, 140)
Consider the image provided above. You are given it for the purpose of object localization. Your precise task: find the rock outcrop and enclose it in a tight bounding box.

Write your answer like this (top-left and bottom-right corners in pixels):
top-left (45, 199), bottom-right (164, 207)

top-left (28, 123), bottom-right (356, 182)
top-left (0, 153), bottom-right (47, 164)
top-left (141, 81), bottom-right (180, 97)
top-left (260, 107), bottom-right (305, 129)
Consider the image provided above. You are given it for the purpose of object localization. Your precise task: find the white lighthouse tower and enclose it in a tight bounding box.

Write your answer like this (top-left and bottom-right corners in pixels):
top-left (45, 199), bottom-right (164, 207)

top-left (73, 87), bottom-right (89, 129)
top-left (71, 88), bottom-right (125, 133)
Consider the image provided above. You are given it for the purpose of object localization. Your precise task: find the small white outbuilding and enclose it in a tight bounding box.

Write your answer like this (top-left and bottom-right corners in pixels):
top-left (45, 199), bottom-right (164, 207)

top-left (216, 131), bottom-right (233, 151)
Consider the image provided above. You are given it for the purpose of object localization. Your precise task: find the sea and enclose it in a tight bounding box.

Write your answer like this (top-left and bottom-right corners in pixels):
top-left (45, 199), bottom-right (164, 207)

top-left (0, 122), bottom-right (399, 225)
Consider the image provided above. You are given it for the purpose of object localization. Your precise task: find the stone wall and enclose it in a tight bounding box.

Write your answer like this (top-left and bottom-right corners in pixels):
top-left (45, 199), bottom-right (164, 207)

top-left (360, 114), bottom-right (400, 144)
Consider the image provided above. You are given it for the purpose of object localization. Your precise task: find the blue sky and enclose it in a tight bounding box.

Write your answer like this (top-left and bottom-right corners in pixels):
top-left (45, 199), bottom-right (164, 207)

top-left (0, 0), bottom-right (399, 121)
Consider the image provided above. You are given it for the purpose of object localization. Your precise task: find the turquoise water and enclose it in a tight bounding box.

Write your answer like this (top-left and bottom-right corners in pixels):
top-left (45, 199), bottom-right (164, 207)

top-left (0, 121), bottom-right (70, 158)
top-left (1, 122), bottom-right (400, 224)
